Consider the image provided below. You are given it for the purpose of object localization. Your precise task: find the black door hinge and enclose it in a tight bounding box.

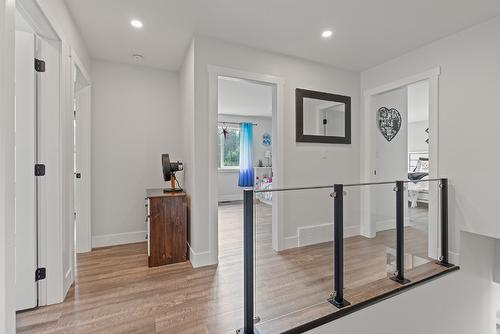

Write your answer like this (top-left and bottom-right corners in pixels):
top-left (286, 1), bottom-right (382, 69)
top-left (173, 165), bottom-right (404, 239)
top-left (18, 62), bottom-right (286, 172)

top-left (35, 164), bottom-right (46, 176)
top-left (34, 58), bottom-right (46, 72)
top-left (35, 268), bottom-right (46, 281)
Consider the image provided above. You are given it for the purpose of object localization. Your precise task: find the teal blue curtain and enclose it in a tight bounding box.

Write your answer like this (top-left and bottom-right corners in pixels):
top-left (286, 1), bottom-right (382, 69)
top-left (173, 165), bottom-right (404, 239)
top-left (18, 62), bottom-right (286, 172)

top-left (238, 123), bottom-right (254, 187)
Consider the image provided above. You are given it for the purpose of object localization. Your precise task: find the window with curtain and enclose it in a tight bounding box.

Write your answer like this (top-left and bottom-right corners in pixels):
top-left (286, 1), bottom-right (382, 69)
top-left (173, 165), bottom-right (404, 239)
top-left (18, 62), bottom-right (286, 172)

top-left (217, 125), bottom-right (240, 169)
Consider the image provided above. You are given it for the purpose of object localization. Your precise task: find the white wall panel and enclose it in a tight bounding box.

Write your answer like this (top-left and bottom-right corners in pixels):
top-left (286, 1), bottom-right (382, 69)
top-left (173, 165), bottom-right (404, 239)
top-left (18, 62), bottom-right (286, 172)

top-left (91, 60), bottom-right (181, 243)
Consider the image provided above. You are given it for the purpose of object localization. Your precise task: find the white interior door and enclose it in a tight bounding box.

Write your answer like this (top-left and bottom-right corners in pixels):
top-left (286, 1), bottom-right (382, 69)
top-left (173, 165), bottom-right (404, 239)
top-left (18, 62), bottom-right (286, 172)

top-left (15, 30), bottom-right (38, 311)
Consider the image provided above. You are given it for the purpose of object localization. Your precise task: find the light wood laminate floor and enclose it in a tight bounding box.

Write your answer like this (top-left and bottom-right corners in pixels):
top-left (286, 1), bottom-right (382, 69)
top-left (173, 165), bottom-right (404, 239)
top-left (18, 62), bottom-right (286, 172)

top-left (17, 203), bottom-right (451, 334)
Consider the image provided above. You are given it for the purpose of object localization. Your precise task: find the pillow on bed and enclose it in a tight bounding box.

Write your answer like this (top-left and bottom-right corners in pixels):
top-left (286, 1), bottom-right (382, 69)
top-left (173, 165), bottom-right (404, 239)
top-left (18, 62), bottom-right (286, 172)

top-left (408, 172), bottom-right (428, 182)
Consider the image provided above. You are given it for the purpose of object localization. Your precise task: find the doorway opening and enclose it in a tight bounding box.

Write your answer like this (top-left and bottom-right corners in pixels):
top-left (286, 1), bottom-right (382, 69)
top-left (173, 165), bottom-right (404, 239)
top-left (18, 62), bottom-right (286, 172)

top-left (362, 68), bottom-right (440, 262)
top-left (216, 76), bottom-right (275, 261)
top-left (405, 80), bottom-right (431, 235)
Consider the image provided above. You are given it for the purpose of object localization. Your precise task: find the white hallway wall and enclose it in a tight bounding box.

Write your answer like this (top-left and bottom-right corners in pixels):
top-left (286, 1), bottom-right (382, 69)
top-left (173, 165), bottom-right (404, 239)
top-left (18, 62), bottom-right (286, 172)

top-left (217, 114), bottom-right (272, 202)
top-left (185, 36), bottom-right (361, 264)
top-left (408, 120), bottom-right (429, 153)
top-left (361, 14), bottom-right (500, 258)
top-left (91, 59), bottom-right (182, 247)
top-left (407, 79), bottom-right (429, 154)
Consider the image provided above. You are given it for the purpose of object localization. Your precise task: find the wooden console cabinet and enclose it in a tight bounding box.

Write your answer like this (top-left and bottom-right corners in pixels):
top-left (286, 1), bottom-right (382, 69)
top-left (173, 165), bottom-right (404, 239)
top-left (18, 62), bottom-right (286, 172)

top-left (146, 189), bottom-right (188, 267)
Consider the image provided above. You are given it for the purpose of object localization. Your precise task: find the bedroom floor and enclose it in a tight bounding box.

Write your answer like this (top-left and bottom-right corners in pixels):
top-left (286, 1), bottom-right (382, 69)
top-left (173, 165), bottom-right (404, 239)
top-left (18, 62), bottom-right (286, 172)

top-left (16, 202), bottom-right (446, 334)
top-left (408, 204), bottom-right (429, 232)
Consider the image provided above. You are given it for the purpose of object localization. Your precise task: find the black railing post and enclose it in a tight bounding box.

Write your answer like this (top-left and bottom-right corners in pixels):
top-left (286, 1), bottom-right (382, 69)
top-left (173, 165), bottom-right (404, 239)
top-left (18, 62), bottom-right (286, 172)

top-left (391, 181), bottom-right (410, 285)
top-left (237, 189), bottom-right (259, 334)
top-left (438, 178), bottom-right (453, 267)
top-left (328, 184), bottom-right (350, 308)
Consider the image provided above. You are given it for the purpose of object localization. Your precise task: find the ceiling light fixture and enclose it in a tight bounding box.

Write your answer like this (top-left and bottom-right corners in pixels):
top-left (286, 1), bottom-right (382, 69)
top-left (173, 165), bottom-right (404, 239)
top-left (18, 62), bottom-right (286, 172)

top-left (321, 30), bottom-right (333, 38)
top-left (130, 19), bottom-right (143, 28)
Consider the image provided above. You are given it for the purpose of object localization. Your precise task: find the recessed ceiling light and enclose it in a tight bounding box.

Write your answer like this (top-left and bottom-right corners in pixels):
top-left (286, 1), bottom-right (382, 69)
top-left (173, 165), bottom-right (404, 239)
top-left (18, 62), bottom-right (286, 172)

top-left (132, 54), bottom-right (144, 60)
top-left (321, 30), bottom-right (333, 38)
top-left (130, 19), bottom-right (143, 28)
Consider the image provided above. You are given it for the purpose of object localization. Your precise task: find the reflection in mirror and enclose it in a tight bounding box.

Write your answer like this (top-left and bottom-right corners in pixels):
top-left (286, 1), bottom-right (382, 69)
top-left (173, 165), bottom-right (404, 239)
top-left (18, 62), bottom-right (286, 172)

top-left (303, 98), bottom-right (346, 137)
top-left (296, 88), bottom-right (351, 144)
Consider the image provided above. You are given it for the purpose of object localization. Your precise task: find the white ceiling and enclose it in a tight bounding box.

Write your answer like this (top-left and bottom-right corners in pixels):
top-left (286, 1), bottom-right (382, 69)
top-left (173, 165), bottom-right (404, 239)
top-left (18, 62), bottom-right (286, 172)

top-left (218, 77), bottom-right (273, 117)
top-left (65, 0), bottom-right (500, 71)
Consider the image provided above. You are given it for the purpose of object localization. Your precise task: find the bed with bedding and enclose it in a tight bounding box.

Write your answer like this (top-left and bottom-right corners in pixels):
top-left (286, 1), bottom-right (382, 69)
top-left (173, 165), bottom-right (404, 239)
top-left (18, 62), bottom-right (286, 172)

top-left (254, 167), bottom-right (273, 205)
top-left (407, 154), bottom-right (429, 208)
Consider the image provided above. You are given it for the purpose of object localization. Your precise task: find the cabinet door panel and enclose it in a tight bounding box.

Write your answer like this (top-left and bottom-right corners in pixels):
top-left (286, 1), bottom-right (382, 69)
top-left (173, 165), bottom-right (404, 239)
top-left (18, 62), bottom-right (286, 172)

top-left (171, 197), bottom-right (187, 262)
top-left (148, 198), bottom-right (165, 267)
top-left (148, 195), bottom-right (187, 267)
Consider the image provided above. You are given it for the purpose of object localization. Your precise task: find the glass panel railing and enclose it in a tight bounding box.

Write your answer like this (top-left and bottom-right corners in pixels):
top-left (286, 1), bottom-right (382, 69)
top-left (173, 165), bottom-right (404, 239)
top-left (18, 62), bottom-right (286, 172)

top-left (403, 179), bottom-right (441, 274)
top-left (238, 178), bottom-right (454, 334)
top-left (343, 183), bottom-right (397, 292)
top-left (253, 186), bottom-right (335, 333)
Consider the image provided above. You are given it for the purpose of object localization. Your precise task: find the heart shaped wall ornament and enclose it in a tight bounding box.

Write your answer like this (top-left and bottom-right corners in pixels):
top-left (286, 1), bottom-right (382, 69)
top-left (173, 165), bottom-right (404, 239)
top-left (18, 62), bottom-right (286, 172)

top-left (377, 107), bottom-right (402, 142)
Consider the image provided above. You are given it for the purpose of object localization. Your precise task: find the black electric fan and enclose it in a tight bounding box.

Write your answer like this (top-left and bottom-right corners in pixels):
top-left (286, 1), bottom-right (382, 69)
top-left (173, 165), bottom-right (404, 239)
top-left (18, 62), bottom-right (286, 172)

top-left (162, 154), bottom-right (183, 192)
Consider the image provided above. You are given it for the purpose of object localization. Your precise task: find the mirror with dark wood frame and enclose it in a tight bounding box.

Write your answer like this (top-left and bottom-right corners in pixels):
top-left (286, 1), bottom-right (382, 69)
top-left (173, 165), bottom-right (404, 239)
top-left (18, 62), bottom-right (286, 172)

top-left (296, 88), bottom-right (351, 144)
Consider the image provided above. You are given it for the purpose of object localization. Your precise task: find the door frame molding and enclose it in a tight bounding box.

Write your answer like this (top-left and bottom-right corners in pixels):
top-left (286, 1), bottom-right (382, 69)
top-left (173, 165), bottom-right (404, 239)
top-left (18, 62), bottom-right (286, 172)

top-left (360, 67), bottom-right (440, 258)
top-left (71, 48), bottom-right (92, 254)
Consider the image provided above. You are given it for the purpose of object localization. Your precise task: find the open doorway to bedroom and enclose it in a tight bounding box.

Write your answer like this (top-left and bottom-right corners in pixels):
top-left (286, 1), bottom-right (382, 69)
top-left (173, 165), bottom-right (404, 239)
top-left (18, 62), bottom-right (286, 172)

top-left (405, 80), bottom-right (431, 235)
top-left (365, 73), bottom-right (440, 265)
top-left (216, 76), bottom-right (274, 261)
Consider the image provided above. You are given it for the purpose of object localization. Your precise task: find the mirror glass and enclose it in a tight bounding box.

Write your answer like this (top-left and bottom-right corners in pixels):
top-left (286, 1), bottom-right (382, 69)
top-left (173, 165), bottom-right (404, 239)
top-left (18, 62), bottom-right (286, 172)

top-left (303, 98), bottom-right (345, 137)
top-left (296, 88), bottom-right (351, 144)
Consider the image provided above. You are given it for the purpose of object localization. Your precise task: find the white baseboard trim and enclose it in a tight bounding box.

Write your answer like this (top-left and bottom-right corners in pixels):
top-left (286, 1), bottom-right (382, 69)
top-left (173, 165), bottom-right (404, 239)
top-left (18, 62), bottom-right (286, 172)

top-left (92, 230), bottom-right (147, 248)
top-left (298, 223), bottom-right (332, 247)
top-left (345, 225), bottom-right (361, 238)
top-left (448, 251), bottom-right (460, 265)
top-left (188, 244), bottom-right (211, 268)
top-left (63, 267), bottom-right (73, 299)
top-left (283, 223), bottom-right (360, 249)
top-left (376, 218), bottom-right (414, 232)
top-left (494, 268), bottom-right (500, 284)
top-left (376, 219), bottom-right (396, 232)
top-left (218, 194), bottom-right (242, 202)
top-left (283, 236), bottom-right (298, 249)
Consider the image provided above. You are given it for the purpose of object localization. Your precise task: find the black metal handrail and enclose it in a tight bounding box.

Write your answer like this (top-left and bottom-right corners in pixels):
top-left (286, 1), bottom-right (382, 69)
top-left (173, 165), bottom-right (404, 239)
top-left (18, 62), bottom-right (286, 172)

top-left (239, 178), bottom-right (451, 334)
top-left (253, 177), bottom-right (441, 193)
top-left (254, 184), bottom-right (334, 193)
